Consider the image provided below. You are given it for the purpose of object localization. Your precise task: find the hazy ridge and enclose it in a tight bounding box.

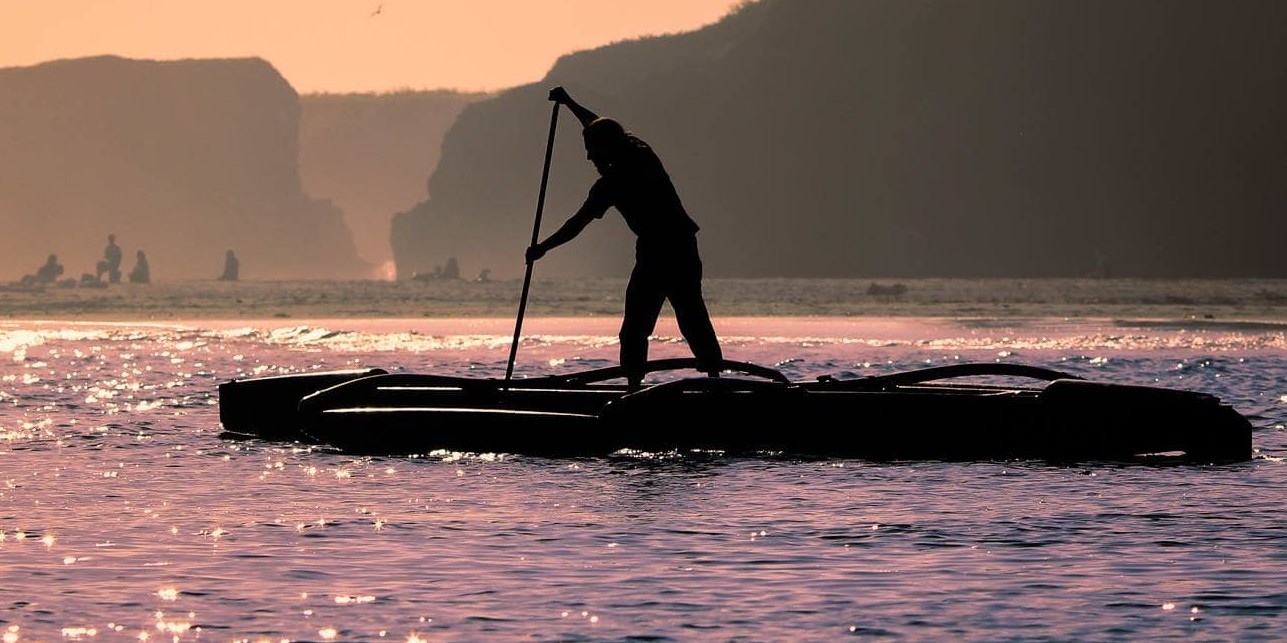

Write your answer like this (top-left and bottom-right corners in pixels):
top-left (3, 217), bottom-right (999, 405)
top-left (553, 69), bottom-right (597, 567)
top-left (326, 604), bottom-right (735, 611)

top-left (0, 56), bottom-right (370, 280)
top-left (394, 0), bottom-right (1286, 281)
top-left (0, 57), bottom-right (483, 282)
top-left (298, 90), bottom-right (489, 270)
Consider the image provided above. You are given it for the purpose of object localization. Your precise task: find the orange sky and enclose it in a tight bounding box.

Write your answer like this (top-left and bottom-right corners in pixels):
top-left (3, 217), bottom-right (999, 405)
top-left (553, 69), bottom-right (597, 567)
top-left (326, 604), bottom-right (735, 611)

top-left (4, 0), bottom-right (745, 93)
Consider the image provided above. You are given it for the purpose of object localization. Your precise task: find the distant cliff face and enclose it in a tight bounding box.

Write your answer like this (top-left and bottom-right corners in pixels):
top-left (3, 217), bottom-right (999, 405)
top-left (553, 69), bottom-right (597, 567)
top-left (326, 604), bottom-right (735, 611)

top-left (298, 90), bottom-right (488, 276)
top-left (0, 56), bottom-right (368, 281)
top-left (394, 0), bottom-right (1287, 279)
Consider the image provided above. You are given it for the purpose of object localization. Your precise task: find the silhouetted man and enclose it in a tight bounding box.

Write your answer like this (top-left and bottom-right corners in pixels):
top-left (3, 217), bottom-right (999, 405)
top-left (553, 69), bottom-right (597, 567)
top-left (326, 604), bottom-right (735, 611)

top-left (526, 86), bottom-right (723, 390)
top-left (219, 249), bottom-right (240, 281)
top-left (97, 234), bottom-right (122, 283)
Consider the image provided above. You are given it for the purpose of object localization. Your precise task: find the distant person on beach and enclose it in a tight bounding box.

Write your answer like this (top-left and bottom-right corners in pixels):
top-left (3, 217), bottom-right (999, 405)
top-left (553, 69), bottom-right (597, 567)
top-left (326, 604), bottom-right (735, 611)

top-left (219, 250), bottom-right (240, 281)
top-left (32, 253), bottom-right (65, 284)
top-left (96, 234), bottom-right (123, 283)
top-left (525, 86), bottom-right (723, 390)
top-left (128, 250), bottom-right (150, 284)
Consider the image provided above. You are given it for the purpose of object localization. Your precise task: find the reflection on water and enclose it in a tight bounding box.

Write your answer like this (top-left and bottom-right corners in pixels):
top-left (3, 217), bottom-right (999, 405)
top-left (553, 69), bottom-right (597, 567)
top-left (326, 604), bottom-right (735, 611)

top-left (0, 317), bottom-right (1284, 641)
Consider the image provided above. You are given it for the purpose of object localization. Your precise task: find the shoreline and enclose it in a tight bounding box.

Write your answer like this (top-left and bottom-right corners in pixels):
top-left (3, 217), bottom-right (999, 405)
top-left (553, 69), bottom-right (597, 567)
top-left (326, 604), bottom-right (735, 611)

top-left (2, 277), bottom-right (1286, 324)
top-left (0, 315), bottom-right (1069, 332)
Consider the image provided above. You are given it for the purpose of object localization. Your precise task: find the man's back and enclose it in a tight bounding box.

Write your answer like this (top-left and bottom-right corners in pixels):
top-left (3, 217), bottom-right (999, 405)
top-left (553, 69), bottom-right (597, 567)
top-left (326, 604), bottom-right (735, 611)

top-left (593, 135), bottom-right (698, 241)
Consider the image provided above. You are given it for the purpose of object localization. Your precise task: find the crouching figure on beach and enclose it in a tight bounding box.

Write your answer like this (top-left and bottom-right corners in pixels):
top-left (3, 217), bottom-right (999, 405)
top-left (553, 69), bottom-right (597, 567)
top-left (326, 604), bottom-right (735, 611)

top-left (129, 250), bottom-right (151, 284)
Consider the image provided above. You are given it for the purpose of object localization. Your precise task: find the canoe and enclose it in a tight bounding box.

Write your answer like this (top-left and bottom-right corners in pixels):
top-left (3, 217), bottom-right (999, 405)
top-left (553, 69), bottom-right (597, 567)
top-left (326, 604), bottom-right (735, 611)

top-left (217, 359), bottom-right (1253, 462)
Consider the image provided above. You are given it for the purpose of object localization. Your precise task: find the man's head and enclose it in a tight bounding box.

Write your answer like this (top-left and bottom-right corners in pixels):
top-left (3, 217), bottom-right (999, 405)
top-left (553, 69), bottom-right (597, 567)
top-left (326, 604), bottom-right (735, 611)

top-left (583, 117), bottom-right (628, 174)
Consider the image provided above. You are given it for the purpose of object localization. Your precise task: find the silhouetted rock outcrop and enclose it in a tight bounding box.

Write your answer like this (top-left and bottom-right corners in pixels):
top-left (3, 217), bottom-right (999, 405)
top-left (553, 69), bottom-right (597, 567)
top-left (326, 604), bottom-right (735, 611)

top-left (299, 90), bottom-right (489, 274)
top-left (0, 56), bottom-right (368, 280)
top-left (393, 0), bottom-right (1287, 279)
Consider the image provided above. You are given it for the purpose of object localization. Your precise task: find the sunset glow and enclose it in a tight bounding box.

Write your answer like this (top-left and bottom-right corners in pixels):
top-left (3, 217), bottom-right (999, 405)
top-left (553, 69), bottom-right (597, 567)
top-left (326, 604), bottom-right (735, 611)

top-left (4, 1), bottom-right (742, 93)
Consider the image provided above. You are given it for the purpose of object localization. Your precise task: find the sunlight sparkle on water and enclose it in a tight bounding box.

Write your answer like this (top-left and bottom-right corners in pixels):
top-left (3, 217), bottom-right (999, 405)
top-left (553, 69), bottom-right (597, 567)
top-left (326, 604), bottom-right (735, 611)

top-left (153, 610), bottom-right (193, 636)
top-left (559, 610), bottom-right (601, 624)
top-left (334, 595), bottom-right (376, 604)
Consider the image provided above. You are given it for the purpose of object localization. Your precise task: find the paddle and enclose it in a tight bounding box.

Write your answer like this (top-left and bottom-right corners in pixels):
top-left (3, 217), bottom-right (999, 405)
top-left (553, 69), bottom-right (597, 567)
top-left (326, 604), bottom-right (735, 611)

top-left (504, 99), bottom-right (561, 384)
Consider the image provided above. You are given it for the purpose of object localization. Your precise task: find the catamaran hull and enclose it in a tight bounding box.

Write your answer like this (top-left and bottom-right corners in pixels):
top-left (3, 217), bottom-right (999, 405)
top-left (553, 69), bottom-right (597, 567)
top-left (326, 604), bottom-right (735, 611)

top-left (218, 361), bottom-right (1254, 462)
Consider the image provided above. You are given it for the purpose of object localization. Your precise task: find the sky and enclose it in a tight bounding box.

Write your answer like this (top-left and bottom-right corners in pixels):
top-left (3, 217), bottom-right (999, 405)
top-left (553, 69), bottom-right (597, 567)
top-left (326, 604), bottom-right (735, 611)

top-left (4, 1), bottom-right (744, 94)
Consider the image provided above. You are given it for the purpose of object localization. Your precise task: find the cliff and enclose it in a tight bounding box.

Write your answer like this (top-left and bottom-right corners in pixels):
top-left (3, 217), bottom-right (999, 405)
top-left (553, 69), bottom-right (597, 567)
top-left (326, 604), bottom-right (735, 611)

top-left (393, 0), bottom-right (1287, 279)
top-left (0, 56), bottom-right (369, 281)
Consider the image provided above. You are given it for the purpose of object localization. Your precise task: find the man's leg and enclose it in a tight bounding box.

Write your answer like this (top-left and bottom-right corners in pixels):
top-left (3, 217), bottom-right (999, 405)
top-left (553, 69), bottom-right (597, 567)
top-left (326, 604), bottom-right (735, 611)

top-left (670, 279), bottom-right (723, 376)
top-left (621, 265), bottom-right (666, 390)
top-left (667, 237), bottom-right (723, 376)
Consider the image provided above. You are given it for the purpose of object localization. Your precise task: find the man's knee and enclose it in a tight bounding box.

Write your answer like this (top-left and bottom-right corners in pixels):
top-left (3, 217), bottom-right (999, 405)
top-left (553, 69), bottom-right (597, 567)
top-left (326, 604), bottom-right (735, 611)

top-left (619, 325), bottom-right (652, 346)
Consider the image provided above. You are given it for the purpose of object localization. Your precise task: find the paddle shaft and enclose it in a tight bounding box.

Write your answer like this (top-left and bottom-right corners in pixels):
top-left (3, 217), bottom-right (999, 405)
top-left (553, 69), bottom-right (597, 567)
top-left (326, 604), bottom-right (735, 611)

top-left (505, 101), bottom-right (560, 383)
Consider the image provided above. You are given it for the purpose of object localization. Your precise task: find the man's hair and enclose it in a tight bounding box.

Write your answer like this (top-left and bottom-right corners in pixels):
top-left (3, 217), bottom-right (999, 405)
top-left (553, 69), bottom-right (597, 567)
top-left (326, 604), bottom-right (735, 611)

top-left (583, 117), bottom-right (628, 145)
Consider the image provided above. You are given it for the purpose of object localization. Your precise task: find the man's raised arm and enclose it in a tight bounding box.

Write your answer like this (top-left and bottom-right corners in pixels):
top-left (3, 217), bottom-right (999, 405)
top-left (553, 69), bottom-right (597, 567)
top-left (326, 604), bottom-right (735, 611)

top-left (548, 86), bottom-right (598, 128)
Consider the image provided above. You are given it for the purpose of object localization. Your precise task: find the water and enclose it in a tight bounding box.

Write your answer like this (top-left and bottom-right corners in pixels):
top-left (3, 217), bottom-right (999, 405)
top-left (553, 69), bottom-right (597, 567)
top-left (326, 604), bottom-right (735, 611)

top-left (1, 316), bottom-right (1284, 641)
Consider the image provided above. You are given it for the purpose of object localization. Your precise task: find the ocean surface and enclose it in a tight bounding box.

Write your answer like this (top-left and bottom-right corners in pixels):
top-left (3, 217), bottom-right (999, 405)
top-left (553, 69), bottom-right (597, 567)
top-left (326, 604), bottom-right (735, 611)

top-left (1, 315), bottom-right (1284, 642)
